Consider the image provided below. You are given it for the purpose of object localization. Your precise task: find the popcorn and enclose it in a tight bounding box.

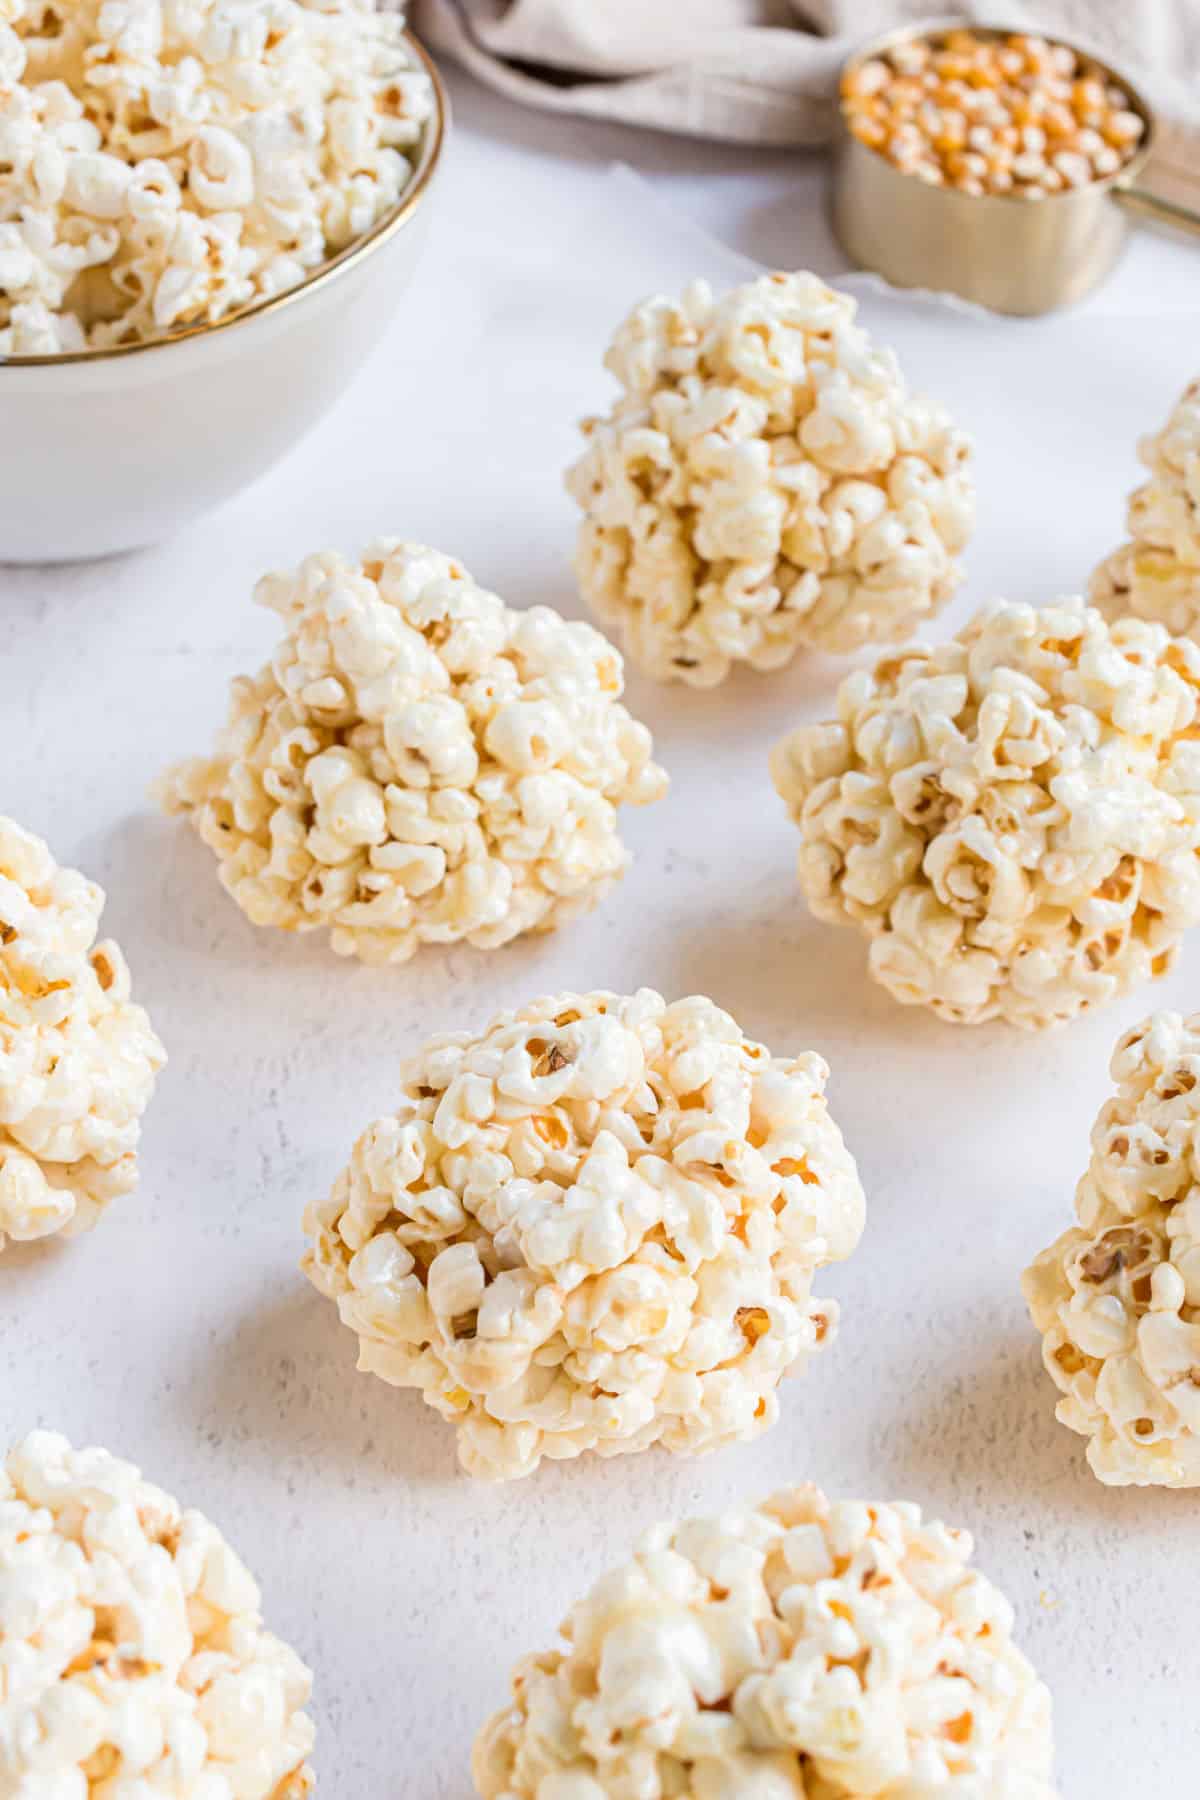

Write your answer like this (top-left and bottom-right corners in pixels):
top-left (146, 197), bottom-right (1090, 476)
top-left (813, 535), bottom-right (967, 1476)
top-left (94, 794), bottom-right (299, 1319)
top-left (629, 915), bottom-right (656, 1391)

top-left (1024, 1010), bottom-right (1200, 1487)
top-left (0, 0), bottom-right (434, 354)
top-left (0, 816), bottom-right (164, 1253)
top-left (472, 1484), bottom-right (1059, 1797)
top-left (0, 1429), bottom-right (315, 1795)
top-left (1091, 378), bottom-right (1200, 642)
top-left (771, 597), bottom-right (1200, 1029)
top-left (160, 543), bottom-right (667, 964)
top-left (303, 988), bottom-right (865, 1480)
top-left (565, 271), bottom-right (974, 686)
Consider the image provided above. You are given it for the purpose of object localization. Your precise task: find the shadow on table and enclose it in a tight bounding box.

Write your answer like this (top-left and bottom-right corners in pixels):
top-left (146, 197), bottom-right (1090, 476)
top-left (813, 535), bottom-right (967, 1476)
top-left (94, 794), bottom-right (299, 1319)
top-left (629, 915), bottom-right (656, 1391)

top-left (874, 1326), bottom-right (1187, 1533)
top-left (176, 1281), bottom-right (460, 1489)
top-left (624, 642), bottom-right (856, 762)
top-left (652, 877), bottom-right (957, 1053)
top-left (82, 811), bottom-right (340, 983)
top-left (0, 1238), bottom-right (65, 1272)
top-left (83, 809), bottom-right (544, 1036)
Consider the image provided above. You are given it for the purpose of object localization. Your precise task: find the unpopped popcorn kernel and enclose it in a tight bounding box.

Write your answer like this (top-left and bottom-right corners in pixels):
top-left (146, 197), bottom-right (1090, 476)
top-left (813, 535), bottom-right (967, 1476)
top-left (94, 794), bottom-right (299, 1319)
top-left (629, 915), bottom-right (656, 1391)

top-left (0, 815), bottom-right (165, 1252)
top-left (565, 271), bottom-right (974, 686)
top-left (0, 0), bottom-right (434, 354)
top-left (0, 1429), bottom-right (315, 1795)
top-left (1091, 378), bottom-right (1200, 643)
top-left (302, 989), bottom-right (865, 1479)
top-left (472, 1484), bottom-right (1059, 1796)
top-left (1024, 1009), bottom-right (1200, 1487)
top-left (841, 27), bottom-right (1145, 199)
top-left (159, 542), bottom-right (667, 964)
top-left (772, 597), bottom-right (1200, 1029)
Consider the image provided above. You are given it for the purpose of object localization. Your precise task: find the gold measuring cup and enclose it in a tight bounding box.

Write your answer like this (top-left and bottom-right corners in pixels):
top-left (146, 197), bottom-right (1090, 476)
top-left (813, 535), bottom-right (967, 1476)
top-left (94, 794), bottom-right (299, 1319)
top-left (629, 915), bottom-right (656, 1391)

top-left (831, 19), bottom-right (1200, 316)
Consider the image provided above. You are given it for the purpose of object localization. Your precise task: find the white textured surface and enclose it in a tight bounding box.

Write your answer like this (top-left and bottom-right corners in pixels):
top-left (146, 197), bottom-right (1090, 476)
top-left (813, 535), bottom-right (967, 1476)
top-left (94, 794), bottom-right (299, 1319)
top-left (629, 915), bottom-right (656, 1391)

top-left (3, 64), bottom-right (1200, 1800)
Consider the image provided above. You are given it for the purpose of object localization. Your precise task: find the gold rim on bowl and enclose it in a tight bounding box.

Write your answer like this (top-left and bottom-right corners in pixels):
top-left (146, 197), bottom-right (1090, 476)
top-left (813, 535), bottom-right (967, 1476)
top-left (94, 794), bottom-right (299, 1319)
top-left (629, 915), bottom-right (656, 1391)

top-left (836, 17), bottom-right (1156, 205)
top-left (1, 28), bottom-right (447, 370)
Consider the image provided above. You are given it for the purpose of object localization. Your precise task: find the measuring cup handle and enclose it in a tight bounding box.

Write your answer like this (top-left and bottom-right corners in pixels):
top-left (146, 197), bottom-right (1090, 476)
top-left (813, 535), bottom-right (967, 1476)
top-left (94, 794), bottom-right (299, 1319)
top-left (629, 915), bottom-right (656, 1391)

top-left (1115, 180), bottom-right (1200, 239)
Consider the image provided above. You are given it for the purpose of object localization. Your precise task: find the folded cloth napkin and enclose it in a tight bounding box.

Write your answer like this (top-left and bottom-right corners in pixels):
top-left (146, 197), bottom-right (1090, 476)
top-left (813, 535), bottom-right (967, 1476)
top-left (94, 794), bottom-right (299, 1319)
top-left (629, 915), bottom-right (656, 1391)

top-left (413, 0), bottom-right (1200, 207)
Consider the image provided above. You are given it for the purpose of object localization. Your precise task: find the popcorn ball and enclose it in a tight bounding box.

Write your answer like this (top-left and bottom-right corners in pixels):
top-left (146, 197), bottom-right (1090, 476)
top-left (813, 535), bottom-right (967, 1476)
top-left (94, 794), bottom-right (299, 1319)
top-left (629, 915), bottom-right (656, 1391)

top-left (473, 1484), bottom-right (1059, 1798)
top-left (565, 271), bottom-right (974, 686)
top-left (1091, 378), bottom-right (1200, 643)
top-left (303, 988), bottom-right (865, 1480)
top-left (160, 542), bottom-right (667, 965)
top-left (0, 1429), bottom-right (315, 1795)
top-left (771, 597), bottom-right (1200, 1029)
top-left (0, 0), bottom-right (434, 354)
top-left (1024, 1010), bottom-right (1200, 1487)
top-left (0, 816), bottom-right (164, 1253)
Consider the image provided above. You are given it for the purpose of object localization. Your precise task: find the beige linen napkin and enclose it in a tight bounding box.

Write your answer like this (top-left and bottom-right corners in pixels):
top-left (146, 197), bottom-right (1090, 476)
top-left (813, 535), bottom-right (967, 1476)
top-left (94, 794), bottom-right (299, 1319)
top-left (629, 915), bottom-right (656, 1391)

top-left (413, 0), bottom-right (1200, 207)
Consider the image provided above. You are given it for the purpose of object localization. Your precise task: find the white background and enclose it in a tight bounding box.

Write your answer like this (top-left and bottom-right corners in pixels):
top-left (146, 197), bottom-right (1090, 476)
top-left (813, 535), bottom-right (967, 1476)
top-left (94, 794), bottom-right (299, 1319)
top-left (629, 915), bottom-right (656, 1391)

top-left (4, 62), bottom-right (1200, 1799)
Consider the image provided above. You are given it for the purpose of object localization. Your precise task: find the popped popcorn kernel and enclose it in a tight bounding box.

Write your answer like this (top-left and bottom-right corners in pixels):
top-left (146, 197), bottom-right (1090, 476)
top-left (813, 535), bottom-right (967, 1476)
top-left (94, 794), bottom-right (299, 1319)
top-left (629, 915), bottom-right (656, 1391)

top-left (772, 597), bottom-right (1200, 1029)
top-left (159, 542), bottom-right (667, 964)
top-left (1024, 1009), bottom-right (1200, 1487)
top-left (1091, 378), bottom-right (1200, 642)
top-left (0, 0), bottom-right (434, 354)
top-left (472, 1484), bottom-right (1059, 1797)
top-left (302, 988), bottom-right (865, 1479)
top-left (565, 271), bottom-right (974, 686)
top-left (0, 816), bottom-right (164, 1252)
top-left (0, 1430), bottom-right (315, 1795)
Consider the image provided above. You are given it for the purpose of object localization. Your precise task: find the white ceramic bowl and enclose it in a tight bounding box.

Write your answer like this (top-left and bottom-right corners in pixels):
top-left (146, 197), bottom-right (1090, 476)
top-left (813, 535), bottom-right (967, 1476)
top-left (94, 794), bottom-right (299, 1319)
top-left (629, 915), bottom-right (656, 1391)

top-left (0, 34), bottom-right (446, 565)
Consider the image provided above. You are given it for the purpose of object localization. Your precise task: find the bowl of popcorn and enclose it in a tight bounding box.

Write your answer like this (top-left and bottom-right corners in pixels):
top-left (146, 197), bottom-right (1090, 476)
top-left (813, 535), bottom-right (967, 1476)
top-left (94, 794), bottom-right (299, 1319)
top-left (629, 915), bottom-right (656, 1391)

top-left (0, 1), bottom-right (445, 564)
top-left (833, 22), bottom-right (1163, 315)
